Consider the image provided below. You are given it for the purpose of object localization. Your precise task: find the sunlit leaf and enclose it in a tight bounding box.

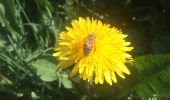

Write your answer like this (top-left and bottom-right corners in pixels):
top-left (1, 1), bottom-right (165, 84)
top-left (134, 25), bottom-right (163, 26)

top-left (131, 54), bottom-right (170, 99)
top-left (32, 56), bottom-right (58, 82)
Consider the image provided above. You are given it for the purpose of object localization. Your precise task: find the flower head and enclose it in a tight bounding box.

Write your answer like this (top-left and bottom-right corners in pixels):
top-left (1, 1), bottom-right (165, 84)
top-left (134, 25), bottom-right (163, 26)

top-left (53, 17), bottom-right (133, 85)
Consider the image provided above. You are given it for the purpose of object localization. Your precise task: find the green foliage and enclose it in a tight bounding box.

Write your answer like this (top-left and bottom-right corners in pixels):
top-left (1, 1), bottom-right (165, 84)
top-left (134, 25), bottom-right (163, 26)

top-left (32, 56), bottom-right (58, 82)
top-left (0, 0), bottom-right (76, 99)
top-left (131, 54), bottom-right (170, 100)
top-left (0, 0), bottom-right (170, 100)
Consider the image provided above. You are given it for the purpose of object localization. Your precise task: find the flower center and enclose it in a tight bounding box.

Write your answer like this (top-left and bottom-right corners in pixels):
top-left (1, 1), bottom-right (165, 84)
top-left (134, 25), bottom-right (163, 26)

top-left (83, 33), bottom-right (96, 56)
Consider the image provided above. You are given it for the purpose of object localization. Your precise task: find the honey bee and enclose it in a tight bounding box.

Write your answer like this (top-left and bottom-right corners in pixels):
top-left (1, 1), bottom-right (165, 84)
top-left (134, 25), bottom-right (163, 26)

top-left (83, 33), bottom-right (96, 56)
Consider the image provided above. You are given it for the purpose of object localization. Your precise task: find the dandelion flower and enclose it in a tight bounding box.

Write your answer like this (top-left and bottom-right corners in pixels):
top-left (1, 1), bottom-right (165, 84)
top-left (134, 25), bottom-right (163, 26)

top-left (53, 17), bottom-right (133, 85)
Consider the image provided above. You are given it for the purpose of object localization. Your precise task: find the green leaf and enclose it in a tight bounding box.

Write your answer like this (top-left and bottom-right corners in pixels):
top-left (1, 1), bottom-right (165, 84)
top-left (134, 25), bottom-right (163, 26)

top-left (0, 1), bottom-right (20, 42)
top-left (61, 74), bottom-right (72, 89)
top-left (32, 56), bottom-right (58, 82)
top-left (0, 37), bottom-right (6, 48)
top-left (0, 2), bottom-right (5, 14)
top-left (131, 54), bottom-right (170, 99)
top-left (80, 95), bottom-right (87, 100)
top-left (0, 0), bottom-right (20, 32)
top-left (37, 0), bottom-right (54, 11)
top-left (0, 2), bottom-right (5, 27)
top-left (158, 85), bottom-right (170, 99)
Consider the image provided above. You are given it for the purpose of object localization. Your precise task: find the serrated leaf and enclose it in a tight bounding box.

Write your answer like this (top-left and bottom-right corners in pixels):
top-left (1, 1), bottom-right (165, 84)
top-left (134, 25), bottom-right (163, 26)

top-left (131, 54), bottom-right (170, 99)
top-left (32, 56), bottom-right (58, 82)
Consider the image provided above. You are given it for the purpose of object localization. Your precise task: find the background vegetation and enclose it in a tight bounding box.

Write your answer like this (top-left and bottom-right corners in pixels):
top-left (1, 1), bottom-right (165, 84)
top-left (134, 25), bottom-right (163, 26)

top-left (0, 0), bottom-right (170, 100)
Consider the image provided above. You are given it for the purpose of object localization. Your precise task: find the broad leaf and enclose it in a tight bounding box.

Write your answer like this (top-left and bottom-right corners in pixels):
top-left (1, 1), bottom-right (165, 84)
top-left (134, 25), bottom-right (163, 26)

top-left (32, 56), bottom-right (58, 82)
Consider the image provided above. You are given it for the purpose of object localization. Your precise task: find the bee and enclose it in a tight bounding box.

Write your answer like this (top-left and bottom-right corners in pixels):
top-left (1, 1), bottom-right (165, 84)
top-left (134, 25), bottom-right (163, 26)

top-left (83, 33), bottom-right (96, 56)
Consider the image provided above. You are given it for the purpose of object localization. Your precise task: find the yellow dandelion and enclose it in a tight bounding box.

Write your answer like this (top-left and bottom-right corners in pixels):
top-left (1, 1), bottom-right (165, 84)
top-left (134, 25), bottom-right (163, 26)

top-left (53, 17), bottom-right (133, 85)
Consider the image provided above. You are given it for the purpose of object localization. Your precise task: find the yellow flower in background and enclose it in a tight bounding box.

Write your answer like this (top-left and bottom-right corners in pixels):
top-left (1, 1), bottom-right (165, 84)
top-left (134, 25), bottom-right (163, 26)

top-left (53, 17), bottom-right (133, 85)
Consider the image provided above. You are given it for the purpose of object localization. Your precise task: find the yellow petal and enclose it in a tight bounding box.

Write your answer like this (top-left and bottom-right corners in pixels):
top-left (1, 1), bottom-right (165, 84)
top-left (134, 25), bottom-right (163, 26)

top-left (117, 64), bottom-right (131, 75)
top-left (111, 72), bottom-right (117, 83)
top-left (115, 68), bottom-right (125, 79)
top-left (104, 69), bottom-right (112, 85)
top-left (59, 60), bottom-right (74, 69)
top-left (70, 63), bottom-right (79, 77)
top-left (52, 52), bottom-right (61, 57)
